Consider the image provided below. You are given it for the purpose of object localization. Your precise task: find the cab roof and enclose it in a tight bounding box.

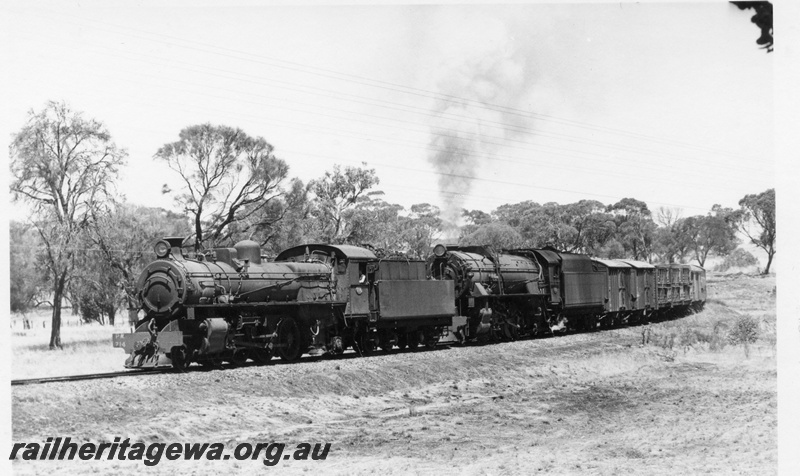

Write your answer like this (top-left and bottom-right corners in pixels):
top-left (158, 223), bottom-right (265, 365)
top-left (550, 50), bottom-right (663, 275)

top-left (275, 244), bottom-right (377, 261)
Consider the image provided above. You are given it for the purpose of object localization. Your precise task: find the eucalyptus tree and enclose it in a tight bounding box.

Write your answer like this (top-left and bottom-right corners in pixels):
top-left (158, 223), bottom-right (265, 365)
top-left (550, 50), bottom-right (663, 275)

top-left (155, 123), bottom-right (289, 251)
top-left (681, 205), bottom-right (739, 267)
top-left (10, 101), bottom-right (127, 348)
top-left (459, 222), bottom-right (524, 250)
top-left (607, 198), bottom-right (657, 260)
top-left (736, 188), bottom-right (776, 274)
top-left (400, 203), bottom-right (444, 259)
top-left (309, 164), bottom-right (379, 243)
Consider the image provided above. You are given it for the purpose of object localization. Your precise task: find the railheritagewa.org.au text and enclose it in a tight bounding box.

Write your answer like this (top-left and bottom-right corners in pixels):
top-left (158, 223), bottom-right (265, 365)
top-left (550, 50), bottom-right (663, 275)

top-left (10, 437), bottom-right (331, 467)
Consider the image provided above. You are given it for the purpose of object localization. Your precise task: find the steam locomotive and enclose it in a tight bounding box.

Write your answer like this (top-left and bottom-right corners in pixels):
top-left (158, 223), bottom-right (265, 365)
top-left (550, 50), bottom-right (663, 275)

top-left (113, 238), bottom-right (705, 369)
top-left (112, 237), bottom-right (455, 369)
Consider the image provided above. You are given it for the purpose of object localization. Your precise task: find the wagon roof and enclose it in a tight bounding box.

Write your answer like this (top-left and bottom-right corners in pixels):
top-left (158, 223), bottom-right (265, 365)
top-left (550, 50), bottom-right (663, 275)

top-left (275, 244), bottom-right (377, 261)
top-left (669, 263), bottom-right (691, 269)
top-left (618, 259), bottom-right (655, 269)
top-left (592, 258), bottom-right (632, 268)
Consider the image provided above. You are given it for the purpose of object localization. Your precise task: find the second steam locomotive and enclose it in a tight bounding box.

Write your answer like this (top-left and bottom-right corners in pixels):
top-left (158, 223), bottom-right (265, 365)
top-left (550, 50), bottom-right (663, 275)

top-left (113, 238), bottom-right (705, 369)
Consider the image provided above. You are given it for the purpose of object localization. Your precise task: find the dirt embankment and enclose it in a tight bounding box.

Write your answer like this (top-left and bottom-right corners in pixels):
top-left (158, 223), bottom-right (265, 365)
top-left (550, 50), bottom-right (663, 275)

top-left (11, 274), bottom-right (776, 475)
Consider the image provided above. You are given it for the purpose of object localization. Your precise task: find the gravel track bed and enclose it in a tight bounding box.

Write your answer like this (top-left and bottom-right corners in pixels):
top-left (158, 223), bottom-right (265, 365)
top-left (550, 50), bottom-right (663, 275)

top-left (15, 328), bottom-right (621, 396)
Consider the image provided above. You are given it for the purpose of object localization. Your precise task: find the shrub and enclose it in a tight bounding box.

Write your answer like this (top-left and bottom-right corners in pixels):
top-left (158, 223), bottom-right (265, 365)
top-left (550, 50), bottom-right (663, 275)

top-left (76, 291), bottom-right (117, 325)
top-left (728, 314), bottom-right (759, 345)
top-left (77, 294), bottom-right (102, 324)
top-left (714, 248), bottom-right (759, 272)
top-left (728, 314), bottom-right (759, 358)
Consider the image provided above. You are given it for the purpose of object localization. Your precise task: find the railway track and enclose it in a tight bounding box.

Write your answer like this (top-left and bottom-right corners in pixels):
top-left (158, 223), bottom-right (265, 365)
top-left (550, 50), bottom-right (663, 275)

top-left (10, 317), bottom-right (678, 387)
top-left (11, 368), bottom-right (166, 386)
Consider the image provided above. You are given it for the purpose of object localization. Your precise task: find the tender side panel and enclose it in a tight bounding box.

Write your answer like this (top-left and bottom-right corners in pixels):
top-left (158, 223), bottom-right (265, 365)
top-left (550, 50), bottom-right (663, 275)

top-left (563, 272), bottom-right (606, 308)
top-left (378, 280), bottom-right (455, 320)
top-left (377, 261), bottom-right (426, 280)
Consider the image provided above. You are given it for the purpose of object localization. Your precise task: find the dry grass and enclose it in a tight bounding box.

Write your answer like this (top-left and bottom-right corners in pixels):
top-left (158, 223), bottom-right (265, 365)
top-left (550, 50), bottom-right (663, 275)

top-left (11, 309), bottom-right (130, 379)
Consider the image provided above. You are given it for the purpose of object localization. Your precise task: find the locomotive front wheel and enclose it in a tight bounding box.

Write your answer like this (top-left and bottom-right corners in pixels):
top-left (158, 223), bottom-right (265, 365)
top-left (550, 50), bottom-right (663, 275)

top-left (276, 318), bottom-right (302, 362)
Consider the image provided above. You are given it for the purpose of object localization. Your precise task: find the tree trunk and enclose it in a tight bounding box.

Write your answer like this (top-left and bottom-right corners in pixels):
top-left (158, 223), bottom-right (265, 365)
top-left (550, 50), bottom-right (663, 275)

top-left (126, 294), bottom-right (139, 328)
top-left (49, 274), bottom-right (66, 349)
top-left (764, 251), bottom-right (774, 274)
top-left (195, 203), bottom-right (204, 251)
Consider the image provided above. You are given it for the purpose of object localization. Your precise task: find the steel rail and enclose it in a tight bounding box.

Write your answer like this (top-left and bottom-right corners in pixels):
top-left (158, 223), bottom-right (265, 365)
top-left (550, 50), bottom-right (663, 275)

top-left (11, 369), bottom-right (166, 386)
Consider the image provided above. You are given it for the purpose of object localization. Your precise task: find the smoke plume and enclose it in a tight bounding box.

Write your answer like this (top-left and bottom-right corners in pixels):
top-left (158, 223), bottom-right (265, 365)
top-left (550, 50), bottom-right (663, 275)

top-left (427, 22), bottom-right (535, 236)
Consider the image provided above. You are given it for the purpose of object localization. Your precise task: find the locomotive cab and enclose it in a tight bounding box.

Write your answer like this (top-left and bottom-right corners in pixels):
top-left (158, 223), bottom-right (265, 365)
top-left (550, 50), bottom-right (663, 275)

top-left (277, 244), bottom-right (455, 352)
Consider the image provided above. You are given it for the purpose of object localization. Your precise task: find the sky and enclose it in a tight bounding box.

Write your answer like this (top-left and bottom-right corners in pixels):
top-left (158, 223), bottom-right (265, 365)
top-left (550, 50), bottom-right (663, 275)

top-left (1, 1), bottom-right (775, 228)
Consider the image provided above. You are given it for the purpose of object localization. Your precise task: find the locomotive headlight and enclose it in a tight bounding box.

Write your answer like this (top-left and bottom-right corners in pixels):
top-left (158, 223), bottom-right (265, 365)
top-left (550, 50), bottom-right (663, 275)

top-left (154, 240), bottom-right (170, 259)
top-left (433, 244), bottom-right (447, 257)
